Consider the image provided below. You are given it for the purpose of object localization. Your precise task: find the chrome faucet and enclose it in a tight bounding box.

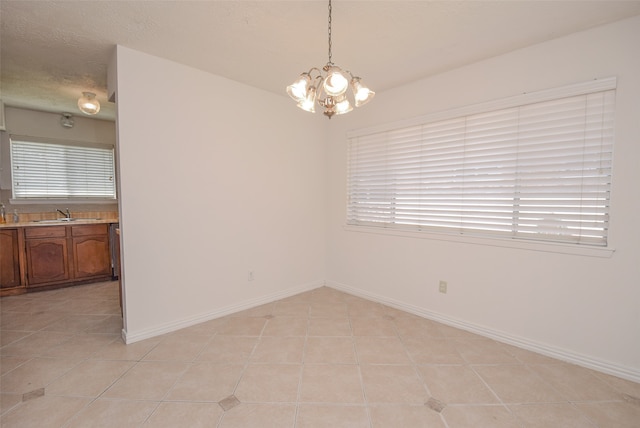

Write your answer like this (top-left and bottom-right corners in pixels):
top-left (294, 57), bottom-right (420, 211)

top-left (56, 208), bottom-right (71, 219)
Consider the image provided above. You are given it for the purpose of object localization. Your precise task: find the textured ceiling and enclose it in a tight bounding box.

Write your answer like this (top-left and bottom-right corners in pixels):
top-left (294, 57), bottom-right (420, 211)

top-left (2, 1), bottom-right (640, 122)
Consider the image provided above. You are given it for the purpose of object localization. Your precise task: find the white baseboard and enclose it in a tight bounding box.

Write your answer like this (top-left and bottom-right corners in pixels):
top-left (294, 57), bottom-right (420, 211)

top-left (327, 280), bottom-right (640, 384)
top-left (122, 280), bottom-right (324, 344)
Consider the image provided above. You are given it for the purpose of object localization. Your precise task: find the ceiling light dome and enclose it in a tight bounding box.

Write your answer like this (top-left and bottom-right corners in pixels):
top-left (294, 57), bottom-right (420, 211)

top-left (78, 92), bottom-right (100, 115)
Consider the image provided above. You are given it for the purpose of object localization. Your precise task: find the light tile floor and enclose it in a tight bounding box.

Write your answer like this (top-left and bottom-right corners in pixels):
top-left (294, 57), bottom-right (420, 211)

top-left (1, 281), bottom-right (639, 427)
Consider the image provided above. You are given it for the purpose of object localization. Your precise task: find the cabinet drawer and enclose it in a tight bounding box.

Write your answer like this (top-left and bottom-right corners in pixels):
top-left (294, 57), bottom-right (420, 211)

top-left (25, 226), bottom-right (67, 239)
top-left (71, 224), bottom-right (108, 237)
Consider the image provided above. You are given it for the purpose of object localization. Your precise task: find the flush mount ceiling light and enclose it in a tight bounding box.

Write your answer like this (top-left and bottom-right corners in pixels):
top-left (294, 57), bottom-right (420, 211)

top-left (77, 92), bottom-right (100, 115)
top-left (286, 0), bottom-right (374, 119)
top-left (60, 113), bottom-right (74, 128)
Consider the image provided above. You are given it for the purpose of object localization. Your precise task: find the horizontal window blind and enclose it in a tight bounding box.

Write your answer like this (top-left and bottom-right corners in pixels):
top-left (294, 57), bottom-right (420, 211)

top-left (347, 81), bottom-right (615, 246)
top-left (11, 138), bottom-right (116, 200)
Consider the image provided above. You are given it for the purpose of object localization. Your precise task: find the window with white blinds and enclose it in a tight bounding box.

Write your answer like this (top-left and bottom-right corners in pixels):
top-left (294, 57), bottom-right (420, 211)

top-left (10, 137), bottom-right (116, 200)
top-left (347, 79), bottom-right (615, 247)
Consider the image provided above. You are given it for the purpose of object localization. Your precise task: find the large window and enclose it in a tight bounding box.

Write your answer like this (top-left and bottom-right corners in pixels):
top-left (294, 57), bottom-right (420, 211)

top-left (347, 79), bottom-right (615, 247)
top-left (10, 137), bottom-right (116, 200)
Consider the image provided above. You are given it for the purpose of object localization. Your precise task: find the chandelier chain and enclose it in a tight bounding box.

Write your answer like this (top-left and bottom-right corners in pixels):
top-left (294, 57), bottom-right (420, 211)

top-left (327, 0), bottom-right (333, 64)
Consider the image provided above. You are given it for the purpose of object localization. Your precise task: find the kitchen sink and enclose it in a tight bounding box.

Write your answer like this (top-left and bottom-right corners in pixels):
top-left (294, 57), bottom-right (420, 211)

top-left (32, 218), bottom-right (101, 223)
top-left (33, 218), bottom-right (79, 223)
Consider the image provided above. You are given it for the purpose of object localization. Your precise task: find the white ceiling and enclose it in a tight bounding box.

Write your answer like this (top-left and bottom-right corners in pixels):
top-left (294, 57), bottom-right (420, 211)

top-left (2, 1), bottom-right (640, 122)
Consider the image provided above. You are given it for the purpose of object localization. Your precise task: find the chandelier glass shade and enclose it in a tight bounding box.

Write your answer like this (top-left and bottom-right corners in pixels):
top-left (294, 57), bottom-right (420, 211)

top-left (286, 0), bottom-right (374, 118)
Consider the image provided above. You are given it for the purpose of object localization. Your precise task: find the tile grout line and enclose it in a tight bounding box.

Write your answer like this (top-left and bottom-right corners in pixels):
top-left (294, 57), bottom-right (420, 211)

top-left (216, 308), bottom-right (277, 427)
top-left (61, 294), bottom-right (159, 426)
top-left (291, 303), bottom-right (312, 428)
top-left (347, 309), bottom-right (376, 428)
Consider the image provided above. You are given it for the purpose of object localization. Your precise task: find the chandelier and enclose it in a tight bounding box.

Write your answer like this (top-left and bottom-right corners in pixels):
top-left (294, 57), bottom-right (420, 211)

top-left (286, 0), bottom-right (374, 119)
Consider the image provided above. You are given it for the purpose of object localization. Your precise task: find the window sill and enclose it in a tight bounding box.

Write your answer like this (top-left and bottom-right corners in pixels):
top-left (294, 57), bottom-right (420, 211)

top-left (343, 225), bottom-right (615, 258)
top-left (10, 198), bottom-right (118, 205)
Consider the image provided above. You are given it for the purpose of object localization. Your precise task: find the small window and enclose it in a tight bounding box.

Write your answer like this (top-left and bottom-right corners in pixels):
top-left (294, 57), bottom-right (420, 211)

top-left (347, 79), bottom-right (615, 247)
top-left (10, 137), bottom-right (116, 200)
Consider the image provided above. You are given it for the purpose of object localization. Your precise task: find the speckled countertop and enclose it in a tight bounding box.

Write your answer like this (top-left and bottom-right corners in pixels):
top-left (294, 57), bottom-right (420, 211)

top-left (0, 218), bottom-right (118, 228)
top-left (0, 211), bottom-right (118, 228)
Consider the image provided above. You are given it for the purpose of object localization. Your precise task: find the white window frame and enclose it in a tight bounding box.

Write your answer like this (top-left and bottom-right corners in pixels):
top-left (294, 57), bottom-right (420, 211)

top-left (10, 136), bottom-right (117, 203)
top-left (346, 78), bottom-right (616, 257)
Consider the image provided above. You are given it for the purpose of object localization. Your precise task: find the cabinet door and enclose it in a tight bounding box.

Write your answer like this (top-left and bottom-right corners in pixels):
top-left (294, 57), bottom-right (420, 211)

top-left (72, 235), bottom-right (111, 279)
top-left (0, 229), bottom-right (22, 289)
top-left (26, 238), bottom-right (70, 285)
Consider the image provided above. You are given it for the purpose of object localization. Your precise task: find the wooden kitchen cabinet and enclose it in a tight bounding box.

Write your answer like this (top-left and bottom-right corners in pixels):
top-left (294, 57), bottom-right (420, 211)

top-left (22, 223), bottom-right (112, 290)
top-left (0, 228), bottom-right (24, 290)
top-left (25, 226), bottom-right (71, 286)
top-left (0, 222), bottom-right (116, 296)
top-left (71, 224), bottom-right (111, 280)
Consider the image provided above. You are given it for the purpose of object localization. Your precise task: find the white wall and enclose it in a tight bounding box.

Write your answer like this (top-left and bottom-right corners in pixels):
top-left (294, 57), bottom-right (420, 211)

top-left (326, 16), bottom-right (640, 381)
top-left (0, 107), bottom-right (117, 213)
top-left (114, 46), bottom-right (326, 341)
top-left (114, 16), bottom-right (640, 380)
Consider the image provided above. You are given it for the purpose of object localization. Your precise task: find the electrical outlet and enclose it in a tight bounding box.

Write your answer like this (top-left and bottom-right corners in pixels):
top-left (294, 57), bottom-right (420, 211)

top-left (439, 280), bottom-right (447, 294)
top-left (248, 270), bottom-right (254, 281)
